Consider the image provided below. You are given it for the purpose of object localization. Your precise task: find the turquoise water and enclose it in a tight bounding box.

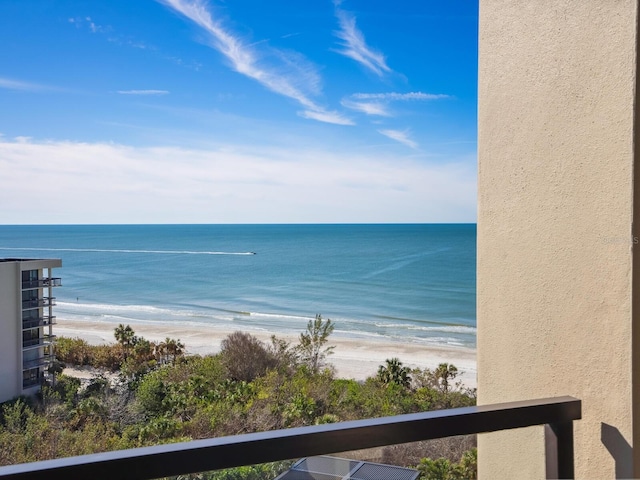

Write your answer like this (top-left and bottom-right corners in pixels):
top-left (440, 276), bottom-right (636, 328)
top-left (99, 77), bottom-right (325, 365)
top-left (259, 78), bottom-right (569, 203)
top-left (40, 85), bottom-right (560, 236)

top-left (0, 224), bottom-right (476, 348)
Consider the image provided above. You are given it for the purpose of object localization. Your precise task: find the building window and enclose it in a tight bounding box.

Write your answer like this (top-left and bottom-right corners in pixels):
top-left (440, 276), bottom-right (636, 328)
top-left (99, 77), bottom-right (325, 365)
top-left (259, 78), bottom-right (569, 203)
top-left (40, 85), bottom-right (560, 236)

top-left (21, 288), bottom-right (39, 308)
top-left (21, 269), bottom-right (39, 288)
top-left (22, 368), bottom-right (41, 389)
top-left (22, 329), bottom-right (40, 348)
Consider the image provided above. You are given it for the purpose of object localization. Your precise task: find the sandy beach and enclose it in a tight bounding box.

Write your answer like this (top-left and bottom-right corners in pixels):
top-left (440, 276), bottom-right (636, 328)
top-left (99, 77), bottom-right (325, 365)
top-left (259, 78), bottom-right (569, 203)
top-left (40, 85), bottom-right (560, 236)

top-left (55, 318), bottom-right (477, 388)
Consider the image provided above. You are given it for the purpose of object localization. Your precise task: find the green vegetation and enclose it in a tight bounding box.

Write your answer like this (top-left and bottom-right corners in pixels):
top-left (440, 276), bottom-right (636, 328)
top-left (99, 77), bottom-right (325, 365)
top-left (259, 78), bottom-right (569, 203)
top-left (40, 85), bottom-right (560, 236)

top-left (296, 314), bottom-right (335, 374)
top-left (0, 319), bottom-right (477, 479)
top-left (377, 357), bottom-right (412, 388)
top-left (417, 448), bottom-right (477, 480)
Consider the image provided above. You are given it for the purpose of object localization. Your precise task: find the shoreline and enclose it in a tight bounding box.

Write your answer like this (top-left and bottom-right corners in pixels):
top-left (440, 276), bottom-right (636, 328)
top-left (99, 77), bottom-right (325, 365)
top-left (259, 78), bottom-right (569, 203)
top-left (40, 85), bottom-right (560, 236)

top-left (54, 318), bottom-right (477, 388)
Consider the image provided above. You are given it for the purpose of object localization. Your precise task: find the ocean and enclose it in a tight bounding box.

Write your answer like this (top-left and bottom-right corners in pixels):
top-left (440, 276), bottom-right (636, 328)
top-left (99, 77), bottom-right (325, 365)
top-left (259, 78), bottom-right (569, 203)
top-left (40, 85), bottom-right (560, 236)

top-left (0, 224), bottom-right (476, 348)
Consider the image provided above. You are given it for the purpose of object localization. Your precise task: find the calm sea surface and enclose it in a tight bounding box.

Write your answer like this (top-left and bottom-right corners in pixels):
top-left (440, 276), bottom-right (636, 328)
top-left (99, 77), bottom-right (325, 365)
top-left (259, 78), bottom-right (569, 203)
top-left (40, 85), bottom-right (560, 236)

top-left (0, 224), bottom-right (476, 348)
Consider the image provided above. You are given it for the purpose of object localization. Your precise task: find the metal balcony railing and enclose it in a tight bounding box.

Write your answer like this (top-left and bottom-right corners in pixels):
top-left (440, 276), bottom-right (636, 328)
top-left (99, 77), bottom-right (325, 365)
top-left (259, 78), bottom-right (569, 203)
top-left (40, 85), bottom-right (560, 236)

top-left (21, 278), bottom-right (62, 290)
top-left (22, 317), bottom-right (56, 330)
top-left (21, 298), bottom-right (56, 310)
top-left (22, 336), bottom-right (55, 349)
top-left (22, 376), bottom-right (44, 389)
top-left (0, 396), bottom-right (581, 480)
top-left (22, 355), bottom-right (52, 370)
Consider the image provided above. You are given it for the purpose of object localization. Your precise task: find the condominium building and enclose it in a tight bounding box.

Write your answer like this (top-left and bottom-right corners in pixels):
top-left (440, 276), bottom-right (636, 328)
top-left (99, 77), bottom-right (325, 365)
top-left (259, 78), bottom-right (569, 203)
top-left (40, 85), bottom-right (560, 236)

top-left (0, 259), bottom-right (61, 403)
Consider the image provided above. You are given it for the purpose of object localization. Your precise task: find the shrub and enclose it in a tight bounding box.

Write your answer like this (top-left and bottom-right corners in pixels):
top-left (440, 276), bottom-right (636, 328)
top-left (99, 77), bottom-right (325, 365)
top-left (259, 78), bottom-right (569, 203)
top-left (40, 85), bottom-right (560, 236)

top-left (220, 332), bottom-right (277, 382)
top-left (136, 375), bottom-right (169, 417)
top-left (416, 448), bottom-right (477, 480)
top-left (55, 337), bottom-right (91, 365)
top-left (91, 344), bottom-right (124, 371)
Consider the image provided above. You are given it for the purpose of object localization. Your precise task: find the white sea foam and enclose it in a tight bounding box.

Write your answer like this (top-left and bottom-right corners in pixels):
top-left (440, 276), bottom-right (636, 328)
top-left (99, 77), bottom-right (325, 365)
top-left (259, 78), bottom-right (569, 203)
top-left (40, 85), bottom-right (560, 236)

top-left (248, 312), bottom-right (313, 321)
top-left (57, 301), bottom-right (476, 344)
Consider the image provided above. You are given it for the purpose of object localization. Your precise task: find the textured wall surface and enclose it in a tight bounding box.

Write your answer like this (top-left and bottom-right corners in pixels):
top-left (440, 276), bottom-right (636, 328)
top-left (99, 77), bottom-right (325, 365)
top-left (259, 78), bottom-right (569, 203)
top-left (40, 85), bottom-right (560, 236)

top-left (477, 0), bottom-right (638, 477)
top-left (0, 263), bottom-right (20, 403)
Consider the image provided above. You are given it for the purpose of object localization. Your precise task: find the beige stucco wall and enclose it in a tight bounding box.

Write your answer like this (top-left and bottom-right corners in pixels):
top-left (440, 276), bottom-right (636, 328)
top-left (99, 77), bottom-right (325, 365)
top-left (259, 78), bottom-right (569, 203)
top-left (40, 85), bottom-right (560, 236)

top-left (478, 1), bottom-right (638, 478)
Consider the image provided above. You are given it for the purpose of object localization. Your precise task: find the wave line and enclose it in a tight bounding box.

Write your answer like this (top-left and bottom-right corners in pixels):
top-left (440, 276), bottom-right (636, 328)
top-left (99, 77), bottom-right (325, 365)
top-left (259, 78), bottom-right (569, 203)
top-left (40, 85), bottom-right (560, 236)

top-left (0, 247), bottom-right (255, 256)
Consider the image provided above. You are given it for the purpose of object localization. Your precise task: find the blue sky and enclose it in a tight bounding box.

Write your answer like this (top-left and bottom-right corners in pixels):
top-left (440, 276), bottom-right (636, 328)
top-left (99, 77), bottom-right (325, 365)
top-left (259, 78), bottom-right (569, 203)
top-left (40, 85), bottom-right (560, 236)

top-left (0, 0), bottom-right (477, 224)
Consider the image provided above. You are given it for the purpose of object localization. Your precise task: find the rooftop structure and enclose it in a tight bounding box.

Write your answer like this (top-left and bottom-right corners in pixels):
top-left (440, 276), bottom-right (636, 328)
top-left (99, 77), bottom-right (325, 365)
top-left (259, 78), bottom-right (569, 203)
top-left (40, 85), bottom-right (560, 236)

top-left (275, 455), bottom-right (419, 480)
top-left (0, 258), bottom-right (61, 403)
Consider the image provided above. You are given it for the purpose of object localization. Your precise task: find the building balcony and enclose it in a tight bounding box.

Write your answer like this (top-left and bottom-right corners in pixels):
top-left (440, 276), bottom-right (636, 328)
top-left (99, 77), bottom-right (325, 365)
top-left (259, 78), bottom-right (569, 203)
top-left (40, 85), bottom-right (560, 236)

top-left (21, 297), bottom-right (56, 310)
top-left (22, 374), bottom-right (45, 390)
top-left (22, 378), bottom-right (42, 389)
top-left (22, 316), bottom-right (56, 330)
top-left (0, 396), bottom-right (581, 480)
top-left (21, 278), bottom-right (62, 290)
top-left (22, 354), bottom-right (53, 370)
top-left (22, 336), bottom-right (56, 350)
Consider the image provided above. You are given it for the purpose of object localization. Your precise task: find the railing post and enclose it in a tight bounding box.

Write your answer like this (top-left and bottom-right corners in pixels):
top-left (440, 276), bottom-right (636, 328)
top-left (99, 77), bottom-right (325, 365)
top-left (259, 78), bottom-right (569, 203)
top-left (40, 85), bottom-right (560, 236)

top-left (545, 422), bottom-right (574, 479)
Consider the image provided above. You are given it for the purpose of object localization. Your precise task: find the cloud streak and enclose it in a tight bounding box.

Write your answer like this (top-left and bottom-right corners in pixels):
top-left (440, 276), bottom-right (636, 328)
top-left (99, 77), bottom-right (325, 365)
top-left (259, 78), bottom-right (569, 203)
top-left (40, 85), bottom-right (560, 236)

top-left (343, 91), bottom-right (450, 116)
top-left (117, 90), bottom-right (170, 95)
top-left (352, 92), bottom-right (449, 101)
top-left (340, 98), bottom-right (390, 116)
top-left (333, 6), bottom-right (390, 76)
top-left (378, 129), bottom-right (418, 149)
top-left (0, 77), bottom-right (52, 92)
top-left (160, 0), bottom-right (352, 125)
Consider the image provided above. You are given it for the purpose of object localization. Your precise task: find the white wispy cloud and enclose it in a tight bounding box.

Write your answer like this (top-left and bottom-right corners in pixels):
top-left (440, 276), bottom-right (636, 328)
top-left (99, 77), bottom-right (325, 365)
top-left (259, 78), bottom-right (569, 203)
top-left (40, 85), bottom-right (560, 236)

top-left (160, 0), bottom-right (351, 125)
top-left (0, 77), bottom-right (51, 92)
top-left (299, 109), bottom-right (354, 125)
top-left (340, 99), bottom-right (390, 116)
top-left (333, 6), bottom-right (390, 76)
top-left (342, 91), bottom-right (449, 116)
top-left (378, 129), bottom-right (418, 149)
top-left (69, 16), bottom-right (110, 34)
top-left (0, 138), bottom-right (476, 223)
top-left (117, 90), bottom-right (170, 95)
top-left (352, 92), bottom-right (449, 101)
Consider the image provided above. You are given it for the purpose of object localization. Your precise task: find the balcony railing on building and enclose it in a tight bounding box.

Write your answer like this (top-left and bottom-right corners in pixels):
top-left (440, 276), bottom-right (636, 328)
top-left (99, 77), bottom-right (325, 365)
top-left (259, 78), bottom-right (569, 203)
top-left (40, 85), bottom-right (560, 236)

top-left (21, 297), bottom-right (56, 310)
top-left (22, 316), bottom-right (56, 330)
top-left (21, 278), bottom-right (62, 290)
top-left (22, 372), bottom-right (46, 389)
top-left (0, 396), bottom-right (581, 480)
top-left (22, 335), bottom-right (56, 350)
top-left (22, 354), bottom-right (53, 370)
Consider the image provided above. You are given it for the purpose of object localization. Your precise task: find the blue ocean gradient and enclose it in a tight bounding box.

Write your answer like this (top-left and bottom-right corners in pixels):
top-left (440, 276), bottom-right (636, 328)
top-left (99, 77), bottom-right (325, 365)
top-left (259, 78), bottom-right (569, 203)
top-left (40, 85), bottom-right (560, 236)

top-left (0, 224), bottom-right (476, 348)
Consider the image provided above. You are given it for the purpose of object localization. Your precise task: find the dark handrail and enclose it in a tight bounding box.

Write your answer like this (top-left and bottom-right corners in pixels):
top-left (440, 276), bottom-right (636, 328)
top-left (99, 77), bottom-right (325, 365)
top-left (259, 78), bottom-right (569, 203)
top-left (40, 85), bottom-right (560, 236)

top-left (22, 356), bottom-right (52, 369)
top-left (21, 278), bottom-right (62, 289)
top-left (22, 337), bottom-right (55, 348)
top-left (0, 396), bottom-right (581, 480)
top-left (22, 317), bottom-right (56, 330)
top-left (21, 298), bottom-right (56, 309)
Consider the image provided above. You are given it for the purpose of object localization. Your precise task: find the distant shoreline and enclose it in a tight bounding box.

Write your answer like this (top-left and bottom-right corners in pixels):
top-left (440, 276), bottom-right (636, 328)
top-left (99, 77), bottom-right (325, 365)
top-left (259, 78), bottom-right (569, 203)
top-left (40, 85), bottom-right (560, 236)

top-left (55, 318), bottom-right (477, 388)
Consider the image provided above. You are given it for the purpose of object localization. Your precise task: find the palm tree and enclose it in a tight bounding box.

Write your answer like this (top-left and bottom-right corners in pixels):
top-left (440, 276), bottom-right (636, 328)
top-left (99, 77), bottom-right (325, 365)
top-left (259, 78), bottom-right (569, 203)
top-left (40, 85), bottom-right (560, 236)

top-left (433, 363), bottom-right (459, 394)
top-left (114, 324), bottom-right (136, 359)
top-left (165, 338), bottom-right (185, 363)
top-left (377, 358), bottom-right (411, 389)
top-left (156, 337), bottom-right (185, 364)
top-left (133, 338), bottom-right (154, 362)
top-left (155, 338), bottom-right (169, 364)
